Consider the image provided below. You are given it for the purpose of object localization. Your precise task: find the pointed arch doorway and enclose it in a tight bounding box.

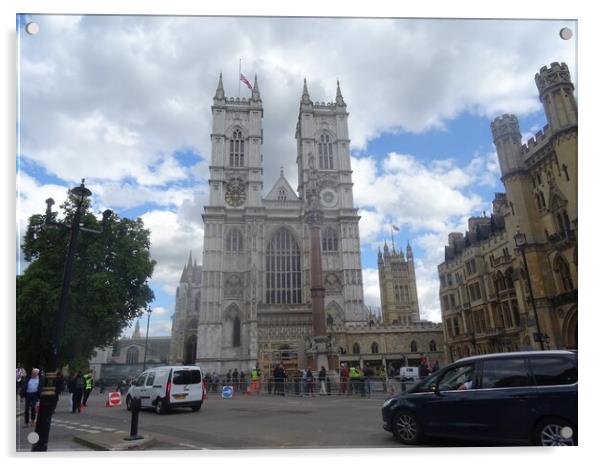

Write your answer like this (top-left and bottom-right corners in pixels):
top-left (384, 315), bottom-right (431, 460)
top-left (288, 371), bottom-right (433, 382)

top-left (184, 335), bottom-right (197, 365)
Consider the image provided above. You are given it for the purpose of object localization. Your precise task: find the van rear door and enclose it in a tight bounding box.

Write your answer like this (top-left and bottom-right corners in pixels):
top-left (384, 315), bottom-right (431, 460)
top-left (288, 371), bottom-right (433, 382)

top-left (170, 368), bottom-right (203, 404)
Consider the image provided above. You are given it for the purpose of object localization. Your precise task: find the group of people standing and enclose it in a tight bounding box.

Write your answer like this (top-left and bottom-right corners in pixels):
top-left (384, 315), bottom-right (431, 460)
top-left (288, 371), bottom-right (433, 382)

top-left (17, 365), bottom-right (94, 427)
top-left (339, 363), bottom-right (375, 397)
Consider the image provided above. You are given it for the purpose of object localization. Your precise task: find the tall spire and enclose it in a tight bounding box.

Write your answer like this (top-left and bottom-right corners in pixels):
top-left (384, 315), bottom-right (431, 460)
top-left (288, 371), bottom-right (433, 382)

top-left (301, 78), bottom-right (312, 105)
top-left (252, 73), bottom-right (261, 102)
top-left (187, 251), bottom-right (193, 268)
top-left (406, 241), bottom-right (414, 259)
top-left (214, 72), bottom-right (225, 100)
top-left (335, 80), bottom-right (346, 106)
top-left (132, 320), bottom-right (141, 339)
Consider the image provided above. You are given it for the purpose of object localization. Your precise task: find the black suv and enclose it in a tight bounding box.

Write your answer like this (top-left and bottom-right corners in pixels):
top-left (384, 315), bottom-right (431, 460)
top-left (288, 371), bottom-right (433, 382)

top-left (382, 350), bottom-right (577, 446)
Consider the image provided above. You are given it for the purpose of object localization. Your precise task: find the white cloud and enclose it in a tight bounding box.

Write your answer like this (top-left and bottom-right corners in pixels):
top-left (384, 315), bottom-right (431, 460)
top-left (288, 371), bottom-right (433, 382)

top-left (140, 208), bottom-right (204, 295)
top-left (16, 15), bottom-right (575, 326)
top-left (361, 268), bottom-right (381, 310)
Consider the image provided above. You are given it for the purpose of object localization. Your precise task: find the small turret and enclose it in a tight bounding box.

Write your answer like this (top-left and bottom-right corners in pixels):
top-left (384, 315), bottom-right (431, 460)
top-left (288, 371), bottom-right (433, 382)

top-left (383, 241), bottom-right (390, 257)
top-left (491, 114), bottom-right (523, 177)
top-left (301, 78), bottom-right (313, 106)
top-left (377, 247), bottom-right (383, 265)
top-left (252, 73), bottom-right (261, 102)
top-left (535, 62), bottom-right (577, 131)
top-left (406, 241), bottom-right (413, 260)
top-left (214, 72), bottom-right (225, 101)
top-left (335, 80), bottom-right (346, 107)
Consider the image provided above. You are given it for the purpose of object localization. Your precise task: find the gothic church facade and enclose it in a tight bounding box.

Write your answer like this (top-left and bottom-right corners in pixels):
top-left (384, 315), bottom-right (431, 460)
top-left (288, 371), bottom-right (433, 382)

top-left (170, 75), bottom-right (368, 374)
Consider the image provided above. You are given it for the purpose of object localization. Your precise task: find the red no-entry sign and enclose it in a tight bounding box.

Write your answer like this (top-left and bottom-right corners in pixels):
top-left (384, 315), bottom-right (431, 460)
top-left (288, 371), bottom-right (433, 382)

top-left (108, 392), bottom-right (121, 406)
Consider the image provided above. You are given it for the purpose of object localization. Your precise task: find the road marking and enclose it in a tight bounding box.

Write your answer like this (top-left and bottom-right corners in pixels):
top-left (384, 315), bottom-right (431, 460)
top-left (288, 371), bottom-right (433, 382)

top-left (178, 443), bottom-right (198, 449)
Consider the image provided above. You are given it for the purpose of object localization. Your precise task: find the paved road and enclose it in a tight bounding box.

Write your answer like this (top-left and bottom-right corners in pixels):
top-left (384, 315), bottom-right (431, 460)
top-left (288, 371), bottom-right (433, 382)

top-left (17, 391), bottom-right (500, 451)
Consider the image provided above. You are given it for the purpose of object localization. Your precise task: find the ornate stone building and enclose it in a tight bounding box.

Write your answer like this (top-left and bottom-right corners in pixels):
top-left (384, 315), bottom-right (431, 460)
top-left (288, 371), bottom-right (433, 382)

top-left (89, 321), bottom-right (171, 384)
top-left (439, 62), bottom-right (577, 362)
top-left (378, 241), bottom-right (420, 325)
top-left (171, 76), bottom-right (368, 374)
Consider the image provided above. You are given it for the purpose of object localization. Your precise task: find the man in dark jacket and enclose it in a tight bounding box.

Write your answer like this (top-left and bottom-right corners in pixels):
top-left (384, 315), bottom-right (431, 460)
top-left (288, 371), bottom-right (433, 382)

top-left (69, 372), bottom-right (85, 413)
top-left (20, 368), bottom-right (43, 427)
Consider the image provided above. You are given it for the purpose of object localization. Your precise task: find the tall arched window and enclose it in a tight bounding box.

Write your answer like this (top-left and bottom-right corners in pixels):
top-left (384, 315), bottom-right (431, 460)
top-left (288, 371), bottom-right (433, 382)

top-left (232, 316), bottom-right (241, 347)
top-left (352, 342), bottom-right (360, 354)
top-left (504, 268), bottom-right (515, 289)
top-left (265, 228), bottom-right (302, 304)
top-left (229, 129), bottom-right (245, 167)
top-left (494, 271), bottom-right (506, 293)
top-left (226, 229), bottom-right (243, 253)
top-left (318, 134), bottom-right (333, 169)
top-left (371, 342), bottom-right (379, 354)
top-left (410, 341), bottom-right (418, 352)
top-left (322, 227), bottom-right (339, 252)
top-left (126, 347), bottom-right (139, 364)
top-left (429, 340), bottom-right (437, 352)
top-left (555, 256), bottom-right (574, 292)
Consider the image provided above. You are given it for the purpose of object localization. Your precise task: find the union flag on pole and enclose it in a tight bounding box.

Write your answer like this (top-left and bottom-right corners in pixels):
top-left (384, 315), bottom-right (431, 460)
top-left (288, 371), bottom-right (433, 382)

top-left (391, 225), bottom-right (400, 232)
top-left (240, 73), bottom-right (253, 90)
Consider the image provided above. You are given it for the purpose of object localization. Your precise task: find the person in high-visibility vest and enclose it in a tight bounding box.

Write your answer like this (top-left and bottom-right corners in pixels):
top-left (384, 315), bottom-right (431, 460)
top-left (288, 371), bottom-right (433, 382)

top-left (251, 366), bottom-right (261, 394)
top-left (349, 366), bottom-right (361, 395)
top-left (82, 372), bottom-right (93, 407)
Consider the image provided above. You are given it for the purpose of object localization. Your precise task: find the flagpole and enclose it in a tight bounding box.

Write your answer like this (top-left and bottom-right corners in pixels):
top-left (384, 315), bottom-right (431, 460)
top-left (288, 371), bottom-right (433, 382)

top-left (238, 58), bottom-right (241, 98)
top-left (390, 224), bottom-right (395, 252)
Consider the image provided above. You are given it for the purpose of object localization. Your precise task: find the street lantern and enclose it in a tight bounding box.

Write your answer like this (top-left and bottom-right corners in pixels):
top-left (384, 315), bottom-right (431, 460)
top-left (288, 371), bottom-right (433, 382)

top-left (513, 229), bottom-right (546, 351)
top-left (32, 179), bottom-right (112, 452)
top-left (142, 306), bottom-right (153, 371)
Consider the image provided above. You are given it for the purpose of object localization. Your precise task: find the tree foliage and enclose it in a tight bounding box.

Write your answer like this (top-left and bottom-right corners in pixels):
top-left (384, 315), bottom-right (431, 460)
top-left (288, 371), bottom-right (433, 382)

top-left (17, 191), bottom-right (155, 369)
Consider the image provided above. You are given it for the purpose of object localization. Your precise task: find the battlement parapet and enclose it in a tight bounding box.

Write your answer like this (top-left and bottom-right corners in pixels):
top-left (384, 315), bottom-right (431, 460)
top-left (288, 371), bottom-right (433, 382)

top-left (521, 124), bottom-right (551, 156)
top-left (535, 62), bottom-right (574, 96)
top-left (491, 114), bottom-right (521, 142)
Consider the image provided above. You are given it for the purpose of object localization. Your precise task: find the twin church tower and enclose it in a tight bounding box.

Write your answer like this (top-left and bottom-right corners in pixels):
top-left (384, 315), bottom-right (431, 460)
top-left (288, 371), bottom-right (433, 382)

top-left (170, 75), bottom-right (369, 373)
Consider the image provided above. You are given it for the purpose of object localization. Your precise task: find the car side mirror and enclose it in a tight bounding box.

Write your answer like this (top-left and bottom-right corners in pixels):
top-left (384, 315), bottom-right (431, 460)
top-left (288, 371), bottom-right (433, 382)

top-left (430, 384), bottom-right (441, 395)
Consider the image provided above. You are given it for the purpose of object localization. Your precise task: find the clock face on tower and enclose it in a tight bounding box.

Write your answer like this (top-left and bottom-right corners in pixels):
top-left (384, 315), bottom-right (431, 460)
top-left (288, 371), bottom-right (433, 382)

top-left (225, 178), bottom-right (246, 207)
top-left (320, 188), bottom-right (338, 208)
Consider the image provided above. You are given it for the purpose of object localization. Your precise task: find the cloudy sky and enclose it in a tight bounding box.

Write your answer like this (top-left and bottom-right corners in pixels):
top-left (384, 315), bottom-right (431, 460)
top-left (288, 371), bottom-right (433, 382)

top-left (16, 13), bottom-right (577, 336)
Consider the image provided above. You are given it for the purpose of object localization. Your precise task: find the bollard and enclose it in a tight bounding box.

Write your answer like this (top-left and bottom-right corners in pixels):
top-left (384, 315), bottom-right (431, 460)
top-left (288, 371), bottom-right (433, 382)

top-left (123, 397), bottom-right (144, 441)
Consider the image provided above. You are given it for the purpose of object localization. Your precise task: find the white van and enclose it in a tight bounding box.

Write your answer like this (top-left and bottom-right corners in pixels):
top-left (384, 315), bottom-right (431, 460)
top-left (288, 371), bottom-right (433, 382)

top-left (126, 366), bottom-right (204, 414)
top-left (398, 366), bottom-right (419, 381)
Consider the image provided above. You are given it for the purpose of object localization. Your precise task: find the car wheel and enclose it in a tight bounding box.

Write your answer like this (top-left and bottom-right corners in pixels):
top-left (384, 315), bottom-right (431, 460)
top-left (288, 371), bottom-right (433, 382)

top-left (155, 399), bottom-right (167, 415)
top-left (125, 395), bottom-right (132, 411)
top-left (392, 410), bottom-right (423, 445)
top-left (534, 418), bottom-right (577, 446)
top-left (191, 403), bottom-right (201, 412)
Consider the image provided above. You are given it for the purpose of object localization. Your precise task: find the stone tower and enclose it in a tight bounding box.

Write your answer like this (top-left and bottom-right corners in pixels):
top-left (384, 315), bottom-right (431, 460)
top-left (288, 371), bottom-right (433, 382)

top-left (169, 252), bottom-right (202, 364)
top-left (378, 241), bottom-right (420, 325)
top-left (295, 79), bottom-right (365, 324)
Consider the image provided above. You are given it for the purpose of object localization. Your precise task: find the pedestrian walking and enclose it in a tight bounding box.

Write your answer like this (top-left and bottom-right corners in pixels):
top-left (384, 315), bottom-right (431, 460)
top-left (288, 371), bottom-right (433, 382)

top-left (341, 363), bottom-right (349, 395)
top-left (69, 371), bottom-right (85, 413)
top-left (232, 369), bottom-right (239, 392)
top-left (318, 366), bottom-right (327, 395)
top-left (20, 368), bottom-right (43, 428)
top-left (305, 368), bottom-right (314, 396)
top-left (16, 365), bottom-right (26, 396)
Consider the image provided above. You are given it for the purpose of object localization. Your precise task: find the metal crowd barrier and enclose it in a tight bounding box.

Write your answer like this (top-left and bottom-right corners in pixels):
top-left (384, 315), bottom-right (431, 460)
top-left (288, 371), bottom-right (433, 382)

top-left (203, 376), bottom-right (419, 398)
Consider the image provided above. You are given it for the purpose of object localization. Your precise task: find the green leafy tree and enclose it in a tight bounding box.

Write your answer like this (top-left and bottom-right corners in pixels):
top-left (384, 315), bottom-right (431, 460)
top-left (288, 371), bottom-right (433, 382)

top-left (17, 191), bottom-right (155, 369)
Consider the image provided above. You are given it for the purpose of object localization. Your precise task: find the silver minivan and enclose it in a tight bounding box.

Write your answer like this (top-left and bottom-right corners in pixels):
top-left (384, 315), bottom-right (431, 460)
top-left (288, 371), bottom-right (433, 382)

top-left (126, 366), bottom-right (204, 414)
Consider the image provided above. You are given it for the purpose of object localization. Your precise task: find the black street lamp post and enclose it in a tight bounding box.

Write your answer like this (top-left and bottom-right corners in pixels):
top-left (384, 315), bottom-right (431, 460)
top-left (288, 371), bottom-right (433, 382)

top-left (142, 307), bottom-right (152, 371)
top-left (514, 230), bottom-right (546, 351)
top-left (32, 179), bottom-right (111, 452)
